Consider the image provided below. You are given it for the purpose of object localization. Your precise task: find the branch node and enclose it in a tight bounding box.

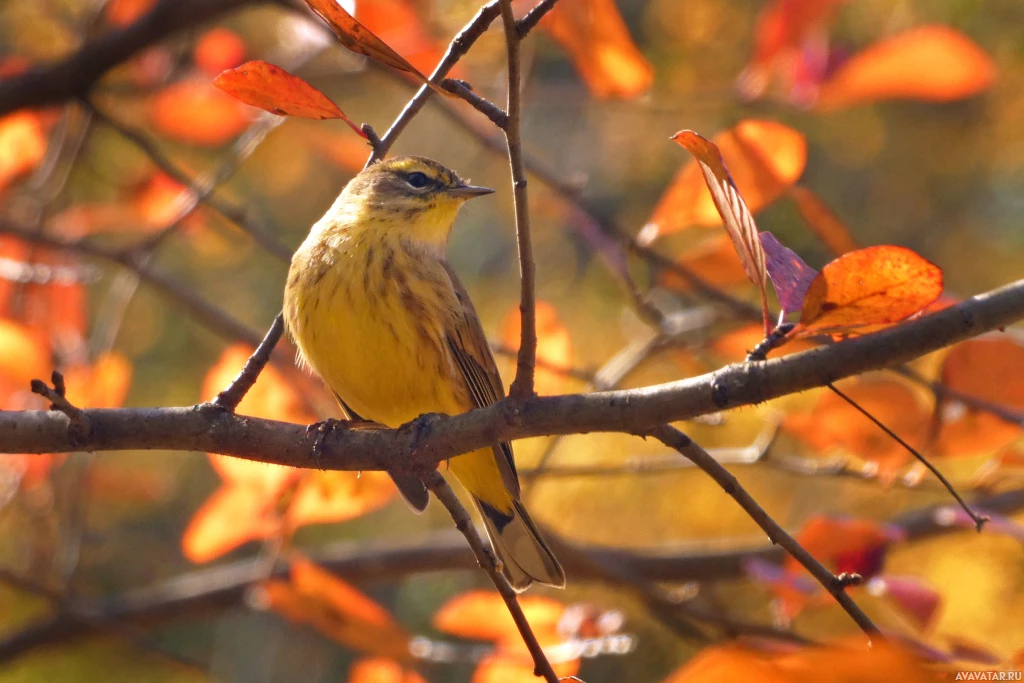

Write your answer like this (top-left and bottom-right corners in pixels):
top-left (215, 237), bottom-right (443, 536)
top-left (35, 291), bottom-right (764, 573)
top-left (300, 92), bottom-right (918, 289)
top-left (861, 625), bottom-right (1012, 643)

top-left (361, 123), bottom-right (383, 154)
top-left (31, 372), bottom-right (90, 447)
top-left (835, 572), bottom-right (863, 588)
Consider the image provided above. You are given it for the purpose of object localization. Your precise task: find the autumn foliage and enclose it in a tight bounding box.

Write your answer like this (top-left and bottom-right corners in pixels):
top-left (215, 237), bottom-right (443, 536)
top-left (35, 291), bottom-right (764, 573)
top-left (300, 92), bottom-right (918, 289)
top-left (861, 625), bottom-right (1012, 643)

top-left (0, 0), bottom-right (1020, 682)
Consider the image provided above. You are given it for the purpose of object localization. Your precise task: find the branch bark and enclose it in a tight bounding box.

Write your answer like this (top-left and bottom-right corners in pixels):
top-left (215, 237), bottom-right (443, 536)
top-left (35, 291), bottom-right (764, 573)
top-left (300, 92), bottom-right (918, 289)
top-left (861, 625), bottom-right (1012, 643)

top-left (2, 278), bottom-right (1021, 469)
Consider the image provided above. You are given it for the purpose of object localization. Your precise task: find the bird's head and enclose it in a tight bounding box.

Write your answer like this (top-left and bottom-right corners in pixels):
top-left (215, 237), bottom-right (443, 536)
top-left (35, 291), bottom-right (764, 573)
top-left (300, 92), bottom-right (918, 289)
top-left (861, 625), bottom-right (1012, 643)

top-left (325, 156), bottom-right (494, 246)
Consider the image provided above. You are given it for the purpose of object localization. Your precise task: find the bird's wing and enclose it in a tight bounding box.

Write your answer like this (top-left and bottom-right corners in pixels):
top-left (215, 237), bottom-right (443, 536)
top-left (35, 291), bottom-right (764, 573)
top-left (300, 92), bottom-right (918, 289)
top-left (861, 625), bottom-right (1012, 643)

top-left (441, 261), bottom-right (521, 499)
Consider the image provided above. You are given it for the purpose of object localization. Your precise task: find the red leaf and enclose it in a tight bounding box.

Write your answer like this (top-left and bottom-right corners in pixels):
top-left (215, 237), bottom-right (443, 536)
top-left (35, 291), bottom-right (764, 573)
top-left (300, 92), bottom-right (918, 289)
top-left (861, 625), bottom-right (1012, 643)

top-left (214, 60), bottom-right (366, 137)
top-left (194, 28), bottom-right (247, 76)
top-left (149, 78), bottom-right (254, 147)
top-left (302, 0), bottom-right (451, 98)
top-left (671, 130), bottom-right (771, 333)
top-left (759, 231), bottom-right (818, 316)
top-left (816, 26), bottom-right (996, 111)
top-left (794, 245), bottom-right (943, 338)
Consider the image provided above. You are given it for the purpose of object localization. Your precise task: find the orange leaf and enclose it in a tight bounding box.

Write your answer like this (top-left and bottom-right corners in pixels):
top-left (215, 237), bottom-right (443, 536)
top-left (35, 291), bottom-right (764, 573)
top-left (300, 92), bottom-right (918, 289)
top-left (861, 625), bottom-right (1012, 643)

top-left (659, 235), bottom-right (749, 294)
top-left (0, 111), bottom-right (48, 194)
top-left (645, 120), bottom-right (806, 239)
top-left (288, 469), bottom-right (395, 528)
top-left (201, 343), bottom-right (317, 425)
top-left (105, 0), bottom-right (157, 26)
top-left (182, 485), bottom-right (285, 562)
top-left (302, 0), bottom-right (451, 98)
top-left (214, 61), bottom-right (366, 136)
top-left (541, 0), bottom-right (653, 99)
top-left (349, 658), bottom-right (425, 683)
top-left (499, 301), bottom-right (574, 396)
top-left (434, 590), bottom-right (565, 647)
top-left (936, 336), bottom-right (1024, 456)
top-left (787, 185), bottom-right (858, 256)
top-left (355, 0), bottom-right (451, 78)
top-left (816, 26), bottom-right (996, 111)
top-left (194, 28), bottom-right (246, 76)
top-left (0, 319), bottom-right (51, 399)
top-left (149, 78), bottom-right (254, 147)
top-left (663, 638), bottom-right (943, 683)
top-left (263, 557), bottom-right (411, 658)
top-left (0, 237), bottom-right (88, 343)
top-left (63, 352), bottom-right (133, 409)
top-left (670, 129), bottom-right (771, 332)
top-left (783, 378), bottom-right (930, 478)
top-left (473, 653), bottom-right (580, 683)
top-left (794, 245), bottom-right (943, 338)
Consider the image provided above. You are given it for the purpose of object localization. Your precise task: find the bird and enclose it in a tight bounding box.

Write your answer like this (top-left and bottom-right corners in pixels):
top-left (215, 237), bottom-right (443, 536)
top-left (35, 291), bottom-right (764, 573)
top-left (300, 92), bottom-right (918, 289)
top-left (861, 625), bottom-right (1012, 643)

top-left (283, 155), bottom-right (565, 592)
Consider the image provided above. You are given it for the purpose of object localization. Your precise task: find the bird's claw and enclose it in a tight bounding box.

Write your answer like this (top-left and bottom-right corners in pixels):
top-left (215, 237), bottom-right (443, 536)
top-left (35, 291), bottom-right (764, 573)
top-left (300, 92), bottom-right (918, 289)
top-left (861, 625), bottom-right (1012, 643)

top-left (409, 412), bottom-right (443, 455)
top-left (306, 418), bottom-right (345, 467)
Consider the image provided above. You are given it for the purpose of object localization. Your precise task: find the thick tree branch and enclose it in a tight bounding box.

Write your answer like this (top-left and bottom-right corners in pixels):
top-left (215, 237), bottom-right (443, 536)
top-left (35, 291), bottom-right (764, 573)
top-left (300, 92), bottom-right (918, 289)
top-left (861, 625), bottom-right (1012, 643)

top-left (0, 0), bottom-right (262, 118)
top-left (2, 278), bottom-right (1021, 467)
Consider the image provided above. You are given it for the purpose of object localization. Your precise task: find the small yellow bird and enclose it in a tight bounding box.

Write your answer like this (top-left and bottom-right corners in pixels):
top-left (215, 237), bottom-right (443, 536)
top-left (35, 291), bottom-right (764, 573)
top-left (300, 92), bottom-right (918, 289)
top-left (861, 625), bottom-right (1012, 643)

top-left (283, 156), bottom-right (564, 591)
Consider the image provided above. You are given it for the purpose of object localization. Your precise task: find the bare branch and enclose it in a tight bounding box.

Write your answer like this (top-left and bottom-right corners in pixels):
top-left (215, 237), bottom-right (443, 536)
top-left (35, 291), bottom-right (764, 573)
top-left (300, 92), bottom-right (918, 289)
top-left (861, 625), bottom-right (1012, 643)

top-left (650, 424), bottom-right (880, 635)
top-left (500, 0), bottom-right (539, 401)
top-left (213, 314), bottom-right (286, 411)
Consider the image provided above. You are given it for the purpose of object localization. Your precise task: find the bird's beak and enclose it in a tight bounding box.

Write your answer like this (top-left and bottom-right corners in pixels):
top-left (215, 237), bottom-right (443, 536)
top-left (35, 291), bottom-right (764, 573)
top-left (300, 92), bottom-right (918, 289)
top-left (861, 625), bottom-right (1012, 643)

top-left (448, 184), bottom-right (495, 199)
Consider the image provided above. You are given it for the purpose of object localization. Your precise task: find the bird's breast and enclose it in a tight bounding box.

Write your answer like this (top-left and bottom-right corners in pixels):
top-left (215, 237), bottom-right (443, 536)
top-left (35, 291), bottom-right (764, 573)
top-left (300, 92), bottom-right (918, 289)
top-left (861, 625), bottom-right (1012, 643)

top-left (284, 232), bottom-right (464, 427)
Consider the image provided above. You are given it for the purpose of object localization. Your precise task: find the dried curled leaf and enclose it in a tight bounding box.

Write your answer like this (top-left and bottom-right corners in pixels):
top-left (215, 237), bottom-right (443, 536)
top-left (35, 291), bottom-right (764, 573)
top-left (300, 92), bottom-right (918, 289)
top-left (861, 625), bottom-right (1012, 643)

top-left (795, 245), bottom-right (943, 338)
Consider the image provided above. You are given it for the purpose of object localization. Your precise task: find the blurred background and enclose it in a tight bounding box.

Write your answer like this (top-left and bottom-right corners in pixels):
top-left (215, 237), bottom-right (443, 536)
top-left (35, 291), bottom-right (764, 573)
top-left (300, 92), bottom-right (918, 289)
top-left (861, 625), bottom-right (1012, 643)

top-left (0, 0), bottom-right (1022, 680)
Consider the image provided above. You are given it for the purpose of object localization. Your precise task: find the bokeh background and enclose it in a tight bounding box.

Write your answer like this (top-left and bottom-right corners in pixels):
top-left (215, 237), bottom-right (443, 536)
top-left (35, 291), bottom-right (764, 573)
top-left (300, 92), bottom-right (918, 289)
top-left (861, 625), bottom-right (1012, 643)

top-left (0, 0), bottom-right (1022, 680)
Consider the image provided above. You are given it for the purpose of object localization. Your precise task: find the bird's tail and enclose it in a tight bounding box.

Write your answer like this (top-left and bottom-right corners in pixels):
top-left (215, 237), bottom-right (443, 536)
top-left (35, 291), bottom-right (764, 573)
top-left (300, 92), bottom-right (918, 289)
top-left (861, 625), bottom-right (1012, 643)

top-left (477, 497), bottom-right (565, 592)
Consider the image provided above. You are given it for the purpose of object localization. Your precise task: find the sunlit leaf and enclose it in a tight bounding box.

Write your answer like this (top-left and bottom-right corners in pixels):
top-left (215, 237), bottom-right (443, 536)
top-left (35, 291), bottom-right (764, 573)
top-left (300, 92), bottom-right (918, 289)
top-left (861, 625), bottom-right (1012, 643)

top-left (214, 61), bottom-right (366, 136)
top-left (349, 657), bottom-right (426, 683)
top-left (263, 557), bottom-right (411, 658)
top-left (194, 27), bottom-right (247, 76)
top-left (659, 235), bottom-right (749, 293)
top-left (149, 78), bottom-right (254, 147)
top-left (0, 237), bottom-right (88, 343)
top-left (936, 336), bottom-right (1024, 456)
top-left (355, 0), bottom-right (450, 77)
top-left (434, 590), bottom-right (565, 646)
top-left (182, 484), bottom-right (285, 562)
top-left (670, 129), bottom-right (771, 332)
top-left (794, 245), bottom-right (943, 338)
top-left (788, 186), bottom-right (858, 256)
top-left (0, 111), bottom-right (48, 193)
top-left (0, 319), bottom-right (50, 398)
top-left (288, 469), bottom-right (395, 527)
top-left (663, 638), bottom-right (943, 683)
top-left (541, 0), bottom-right (653, 99)
top-left (499, 300), bottom-right (574, 396)
top-left (759, 231), bottom-right (818, 316)
top-left (816, 26), bottom-right (997, 111)
top-left (302, 0), bottom-right (451, 97)
top-left (645, 120), bottom-right (806, 239)
top-left (783, 378), bottom-right (931, 478)
top-left (63, 352), bottom-right (133, 409)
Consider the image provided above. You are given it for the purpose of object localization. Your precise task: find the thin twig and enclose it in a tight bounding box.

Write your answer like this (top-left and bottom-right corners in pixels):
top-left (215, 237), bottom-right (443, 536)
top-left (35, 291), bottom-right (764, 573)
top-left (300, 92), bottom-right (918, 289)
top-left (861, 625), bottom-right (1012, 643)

top-left (500, 0), bottom-right (538, 401)
top-left (826, 382), bottom-right (989, 531)
top-left (423, 471), bottom-right (560, 683)
top-left (650, 424), bottom-right (881, 636)
top-left (516, 0), bottom-right (560, 38)
top-left (214, 314), bottom-right (286, 411)
top-left (443, 79), bottom-right (508, 129)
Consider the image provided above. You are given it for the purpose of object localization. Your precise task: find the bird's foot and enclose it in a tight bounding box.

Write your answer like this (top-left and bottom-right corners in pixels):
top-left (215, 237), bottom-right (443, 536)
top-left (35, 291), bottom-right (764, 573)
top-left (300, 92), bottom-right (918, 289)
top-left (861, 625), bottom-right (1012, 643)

top-left (305, 418), bottom-right (385, 467)
top-left (408, 412), bottom-right (444, 455)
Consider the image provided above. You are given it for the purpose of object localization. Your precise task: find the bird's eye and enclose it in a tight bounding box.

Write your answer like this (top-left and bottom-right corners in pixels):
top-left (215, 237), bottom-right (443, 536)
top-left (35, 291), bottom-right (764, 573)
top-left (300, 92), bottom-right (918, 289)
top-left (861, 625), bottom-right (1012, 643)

top-left (406, 172), bottom-right (430, 189)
